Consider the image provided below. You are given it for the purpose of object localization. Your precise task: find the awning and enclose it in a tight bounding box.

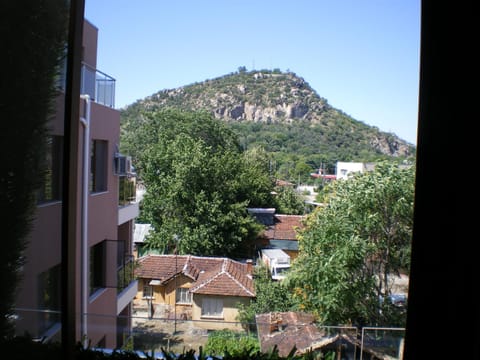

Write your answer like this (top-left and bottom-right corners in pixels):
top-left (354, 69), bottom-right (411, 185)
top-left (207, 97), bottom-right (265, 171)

top-left (149, 279), bottom-right (161, 286)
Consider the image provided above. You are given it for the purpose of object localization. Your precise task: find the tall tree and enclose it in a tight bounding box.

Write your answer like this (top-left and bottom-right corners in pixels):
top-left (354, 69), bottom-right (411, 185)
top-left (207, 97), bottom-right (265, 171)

top-left (237, 264), bottom-right (294, 331)
top-left (0, 0), bottom-right (68, 338)
top-left (273, 185), bottom-right (306, 215)
top-left (286, 162), bottom-right (415, 327)
top-left (136, 109), bottom-right (269, 258)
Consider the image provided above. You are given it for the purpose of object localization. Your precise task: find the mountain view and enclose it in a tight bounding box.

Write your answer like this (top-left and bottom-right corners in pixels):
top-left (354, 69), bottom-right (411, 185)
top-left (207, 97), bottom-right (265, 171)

top-left (120, 68), bottom-right (416, 179)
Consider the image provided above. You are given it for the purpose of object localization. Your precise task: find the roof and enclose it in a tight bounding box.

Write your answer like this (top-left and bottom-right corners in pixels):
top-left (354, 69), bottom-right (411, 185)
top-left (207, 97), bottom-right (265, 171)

top-left (263, 214), bottom-right (305, 242)
top-left (256, 311), bottom-right (326, 356)
top-left (256, 311), bottom-right (397, 359)
top-left (248, 208), bottom-right (276, 225)
top-left (275, 179), bottom-right (294, 187)
top-left (135, 254), bottom-right (255, 298)
top-left (269, 240), bottom-right (299, 251)
top-left (133, 223), bottom-right (153, 244)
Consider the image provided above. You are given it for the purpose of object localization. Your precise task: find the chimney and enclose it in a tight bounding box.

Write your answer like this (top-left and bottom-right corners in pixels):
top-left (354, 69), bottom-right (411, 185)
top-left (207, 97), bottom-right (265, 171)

top-left (246, 259), bottom-right (253, 274)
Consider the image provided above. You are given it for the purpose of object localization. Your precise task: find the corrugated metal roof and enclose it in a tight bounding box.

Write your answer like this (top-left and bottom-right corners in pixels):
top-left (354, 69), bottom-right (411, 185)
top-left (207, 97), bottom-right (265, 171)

top-left (134, 223), bottom-right (153, 243)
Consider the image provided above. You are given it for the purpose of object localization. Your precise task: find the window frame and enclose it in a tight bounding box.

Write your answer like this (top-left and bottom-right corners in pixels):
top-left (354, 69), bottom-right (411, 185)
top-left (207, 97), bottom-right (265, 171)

top-left (89, 241), bottom-right (106, 295)
top-left (201, 297), bottom-right (223, 318)
top-left (176, 288), bottom-right (192, 304)
top-left (142, 284), bottom-right (153, 299)
top-left (90, 139), bottom-right (108, 193)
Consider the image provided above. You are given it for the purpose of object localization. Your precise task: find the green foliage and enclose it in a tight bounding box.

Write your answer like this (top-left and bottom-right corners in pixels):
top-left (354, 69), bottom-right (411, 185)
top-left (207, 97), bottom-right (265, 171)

top-left (132, 109), bottom-right (271, 258)
top-left (286, 162), bottom-right (415, 327)
top-left (204, 330), bottom-right (259, 357)
top-left (237, 265), bottom-right (295, 330)
top-left (120, 69), bottom-right (416, 186)
top-left (0, 0), bottom-right (68, 338)
top-left (273, 186), bottom-right (306, 215)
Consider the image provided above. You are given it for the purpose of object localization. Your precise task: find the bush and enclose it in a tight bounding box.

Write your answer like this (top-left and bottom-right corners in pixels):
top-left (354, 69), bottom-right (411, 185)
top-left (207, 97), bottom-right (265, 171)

top-left (204, 329), bottom-right (259, 356)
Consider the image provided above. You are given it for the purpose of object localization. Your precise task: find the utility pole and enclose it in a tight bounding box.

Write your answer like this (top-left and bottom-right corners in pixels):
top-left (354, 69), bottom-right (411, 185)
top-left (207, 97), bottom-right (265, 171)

top-left (173, 234), bottom-right (180, 334)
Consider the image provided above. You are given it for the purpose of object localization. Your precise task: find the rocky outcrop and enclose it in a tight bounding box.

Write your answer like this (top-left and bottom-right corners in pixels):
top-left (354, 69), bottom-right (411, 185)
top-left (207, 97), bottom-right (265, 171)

top-left (130, 70), bottom-right (414, 158)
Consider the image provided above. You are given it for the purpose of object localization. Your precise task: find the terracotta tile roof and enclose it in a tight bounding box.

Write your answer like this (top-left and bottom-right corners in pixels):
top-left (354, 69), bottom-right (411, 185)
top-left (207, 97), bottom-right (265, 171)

top-left (264, 214), bottom-right (305, 241)
top-left (135, 254), bottom-right (255, 298)
top-left (135, 254), bottom-right (191, 283)
top-left (256, 311), bottom-right (326, 356)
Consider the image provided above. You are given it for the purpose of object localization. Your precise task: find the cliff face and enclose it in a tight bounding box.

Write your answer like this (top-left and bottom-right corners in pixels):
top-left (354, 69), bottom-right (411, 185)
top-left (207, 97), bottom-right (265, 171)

top-left (123, 69), bottom-right (415, 158)
top-left (143, 71), bottom-right (335, 124)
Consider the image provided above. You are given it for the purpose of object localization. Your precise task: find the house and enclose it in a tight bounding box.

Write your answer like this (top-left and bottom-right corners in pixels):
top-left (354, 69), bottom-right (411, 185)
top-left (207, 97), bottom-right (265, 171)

top-left (335, 161), bottom-right (367, 180)
top-left (134, 254), bottom-right (255, 331)
top-left (13, 19), bottom-right (139, 349)
top-left (248, 208), bottom-right (305, 260)
top-left (133, 223), bottom-right (153, 258)
top-left (256, 311), bottom-right (326, 356)
top-left (263, 214), bottom-right (305, 260)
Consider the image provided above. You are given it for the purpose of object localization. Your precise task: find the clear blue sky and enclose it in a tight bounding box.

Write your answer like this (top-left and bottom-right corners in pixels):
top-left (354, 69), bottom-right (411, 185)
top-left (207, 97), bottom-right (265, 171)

top-left (85, 0), bottom-right (420, 145)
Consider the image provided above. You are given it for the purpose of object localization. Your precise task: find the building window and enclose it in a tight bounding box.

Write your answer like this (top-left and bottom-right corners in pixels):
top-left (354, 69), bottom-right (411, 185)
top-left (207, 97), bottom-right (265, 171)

top-left (143, 285), bottom-right (153, 299)
top-left (37, 264), bottom-right (61, 334)
top-left (38, 136), bottom-right (63, 203)
top-left (90, 139), bottom-right (108, 193)
top-left (90, 241), bottom-right (106, 295)
top-left (176, 288), bottom-right (192, 304)
top-left (201, 297), bottom-right (223, 317)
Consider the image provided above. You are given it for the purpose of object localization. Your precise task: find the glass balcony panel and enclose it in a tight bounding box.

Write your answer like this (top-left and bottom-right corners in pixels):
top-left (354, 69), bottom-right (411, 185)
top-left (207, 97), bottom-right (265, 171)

top-left (81, 63), bottom-right (116, 108)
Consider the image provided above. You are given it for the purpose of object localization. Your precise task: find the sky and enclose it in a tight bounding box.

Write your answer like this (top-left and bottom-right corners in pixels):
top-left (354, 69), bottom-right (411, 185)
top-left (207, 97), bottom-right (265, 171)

top-left (85, 0), bottom-right (420, 145)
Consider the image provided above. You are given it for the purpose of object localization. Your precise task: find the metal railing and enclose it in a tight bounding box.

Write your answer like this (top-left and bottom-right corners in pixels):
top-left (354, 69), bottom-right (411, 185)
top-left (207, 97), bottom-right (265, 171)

top-left (117, 255), bottom-right (136, 293)
top-left (81, 62), bottom-right (116, 108)
top-left (118, 175), bottom-right (136, 206)
top-left (11, 307), bottom-right (405, 359)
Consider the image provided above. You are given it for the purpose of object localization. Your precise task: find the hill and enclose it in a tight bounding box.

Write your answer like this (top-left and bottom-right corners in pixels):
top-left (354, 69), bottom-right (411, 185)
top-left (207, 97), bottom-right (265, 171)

top-left (120, 69), bottom-right (415, 179)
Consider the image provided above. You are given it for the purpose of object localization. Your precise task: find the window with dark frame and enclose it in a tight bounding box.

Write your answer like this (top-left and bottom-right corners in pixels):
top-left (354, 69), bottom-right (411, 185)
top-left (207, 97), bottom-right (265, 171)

top-left (89, 241), bottom-right (106, 295)
top-left (90, 139), bottom-right (108, 193)
top-left (143, 284), bottom-right (153, 299)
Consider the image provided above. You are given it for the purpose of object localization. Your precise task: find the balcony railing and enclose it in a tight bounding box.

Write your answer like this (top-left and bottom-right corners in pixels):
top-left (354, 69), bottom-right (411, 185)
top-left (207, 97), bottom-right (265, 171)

top-left (117, 255), bottom-right (136, 294)
top-left (119, 175), bottom-right (136, 206)
top-left (81, 62), bottom-right (116, 108)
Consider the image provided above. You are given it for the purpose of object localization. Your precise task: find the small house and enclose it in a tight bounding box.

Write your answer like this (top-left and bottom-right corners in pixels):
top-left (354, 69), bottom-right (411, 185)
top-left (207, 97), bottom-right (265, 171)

top-left (135, 254), bottom-right (255, 330)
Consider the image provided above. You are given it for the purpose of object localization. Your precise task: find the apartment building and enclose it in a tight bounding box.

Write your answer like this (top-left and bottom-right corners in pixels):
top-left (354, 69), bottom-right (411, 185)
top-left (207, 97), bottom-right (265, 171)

top-left (13, 19), bottom-right (138, 349)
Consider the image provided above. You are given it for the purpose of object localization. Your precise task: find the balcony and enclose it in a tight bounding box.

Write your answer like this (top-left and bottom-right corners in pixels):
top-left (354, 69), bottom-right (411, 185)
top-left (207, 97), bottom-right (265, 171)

top-left (117, 255), bottom-right (138, 315)
top-left (81, 62), bottom-right (116, 108)
top-left (118, 173), bottom-right (139, 225)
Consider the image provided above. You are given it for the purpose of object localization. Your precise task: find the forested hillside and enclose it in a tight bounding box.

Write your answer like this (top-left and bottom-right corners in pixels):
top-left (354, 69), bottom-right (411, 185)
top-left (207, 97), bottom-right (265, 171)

top-left (120, 69), bottom-right (415, 181)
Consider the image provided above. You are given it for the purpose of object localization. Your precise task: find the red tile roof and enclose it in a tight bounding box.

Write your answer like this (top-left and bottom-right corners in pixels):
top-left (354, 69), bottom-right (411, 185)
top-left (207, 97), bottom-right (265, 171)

top-left (263, 214), bottom-right (305, 241)
top-left (135, 254), bottom-right (255, 298)
top-left (256, 311), bottom-right (333, 356)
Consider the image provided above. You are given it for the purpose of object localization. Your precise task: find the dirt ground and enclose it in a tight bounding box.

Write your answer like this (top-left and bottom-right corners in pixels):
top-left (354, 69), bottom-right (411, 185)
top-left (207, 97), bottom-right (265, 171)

top-left (131, 304), bottom-right (209, 354)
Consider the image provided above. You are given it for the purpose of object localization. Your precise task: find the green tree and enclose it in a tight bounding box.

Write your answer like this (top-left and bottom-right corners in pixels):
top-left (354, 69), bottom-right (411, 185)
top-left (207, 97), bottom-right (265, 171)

top-left (0, 0), bottom-right (68, 338)
top-left (237, 146), bottom-right (276, 208)
top-left (136, 109), bottom-right (268, 258)
top-left (237, 264), bottom-right (294, 331)
top-left (285, 162), bottom-right (415, 327)
top-left (273, 186), bottom-right (306, 215)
